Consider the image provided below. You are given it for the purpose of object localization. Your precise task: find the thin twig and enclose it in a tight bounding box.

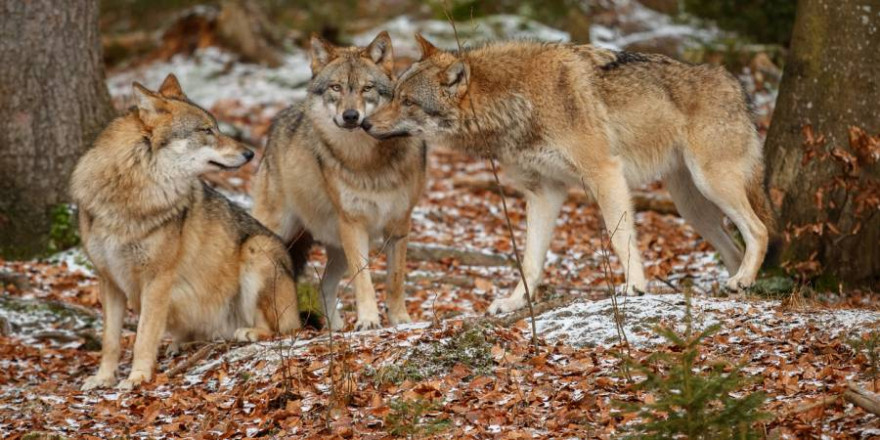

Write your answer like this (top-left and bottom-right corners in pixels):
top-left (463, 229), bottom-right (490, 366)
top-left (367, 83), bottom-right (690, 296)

top-left (443, 3), bottom-right (539, 350)
top-left (784, 395), bottom-right (839, 417)
top-left (844, 382), bottom-right (880, 416)
top-left (166, 342), bottom-right (227, 377)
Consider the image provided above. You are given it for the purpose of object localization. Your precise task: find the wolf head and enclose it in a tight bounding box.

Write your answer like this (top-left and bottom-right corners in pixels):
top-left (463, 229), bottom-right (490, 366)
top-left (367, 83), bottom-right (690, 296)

top-left (307, 31), bottom-right (395, 131)
top-left (132, 74), bottom-right (254, 176)
top-left (362, 34), bottom-right (469, 141)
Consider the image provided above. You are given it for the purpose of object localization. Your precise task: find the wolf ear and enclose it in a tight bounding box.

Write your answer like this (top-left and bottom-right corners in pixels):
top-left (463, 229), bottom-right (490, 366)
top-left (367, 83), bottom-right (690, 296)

top-left (364, 31), bottom-right (394, 75)
top-left (442, 60), bottom-right (470, 97)
top-left (158, 73), bottom-right (186, 100)
top-left (132, 82), bottom-right (166, 126)
top-left (415, 33), bottom-right (437, 60)
top-left (309, 33), bottom-right (336, 75)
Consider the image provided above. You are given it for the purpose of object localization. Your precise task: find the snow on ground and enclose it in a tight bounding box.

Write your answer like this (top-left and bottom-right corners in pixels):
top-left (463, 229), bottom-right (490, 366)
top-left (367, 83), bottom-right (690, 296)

top-left (108, 15), bottom-right (572, 110)
top-left (46, 248), bottom-right (95, 277)
top-left (353, 14), bottom-right (570, 56)
top-left (590, 0), bottom-right (724, 51)
top-left (107, 46), bottom-right (312, 109)
top-left (531, 293), bottom-right (880, 348)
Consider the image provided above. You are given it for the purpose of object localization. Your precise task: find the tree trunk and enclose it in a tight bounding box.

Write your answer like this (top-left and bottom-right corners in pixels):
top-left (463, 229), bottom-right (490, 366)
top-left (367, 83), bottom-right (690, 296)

top-left (765, 0), bottom-right (880, 287)
top-left (0, 0), bottom-right (114, 259)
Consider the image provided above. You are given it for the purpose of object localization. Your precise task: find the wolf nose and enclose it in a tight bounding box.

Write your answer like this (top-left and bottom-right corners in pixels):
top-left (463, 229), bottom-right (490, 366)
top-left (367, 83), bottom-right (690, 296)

top-left (342, 109), bottom-right (360, 124)
top-left (361, 118), bottom-right (373, 131)
top-left (242, 149), bottom-right (255, 161)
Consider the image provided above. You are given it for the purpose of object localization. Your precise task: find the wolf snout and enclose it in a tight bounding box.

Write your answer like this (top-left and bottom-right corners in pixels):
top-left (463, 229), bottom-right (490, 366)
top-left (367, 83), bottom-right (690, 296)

top-left (342, 109), bottom-right (360, 124)
top-left (242, 149), bottom-right (255, 162)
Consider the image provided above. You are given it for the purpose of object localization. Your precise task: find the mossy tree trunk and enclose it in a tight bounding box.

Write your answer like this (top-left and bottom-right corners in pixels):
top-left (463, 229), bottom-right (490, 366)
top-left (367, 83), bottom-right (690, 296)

top-left (0, 0), bottom-right (114, 258)
top-left (765, 0), bottom-right (880, 288)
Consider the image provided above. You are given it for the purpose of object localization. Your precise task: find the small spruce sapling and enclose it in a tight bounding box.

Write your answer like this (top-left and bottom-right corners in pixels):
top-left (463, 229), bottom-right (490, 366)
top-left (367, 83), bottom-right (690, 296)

top-left (618, 289), bottom-right (768, 439)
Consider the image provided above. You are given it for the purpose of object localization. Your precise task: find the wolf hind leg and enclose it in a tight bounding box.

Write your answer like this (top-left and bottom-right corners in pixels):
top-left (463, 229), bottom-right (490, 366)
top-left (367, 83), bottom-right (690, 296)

top-left (240, 236), bottom-right (301, 342)
top-left (385, 233), bottom-right (413, 326)
top-left (682, 151), bottom-right (768, 291)
top-left (665, 166), bottom-right (744, 275)
top-left (320, 246), bottom-right (348, 331)
top-left (488, 181), bottom-right (566, 315)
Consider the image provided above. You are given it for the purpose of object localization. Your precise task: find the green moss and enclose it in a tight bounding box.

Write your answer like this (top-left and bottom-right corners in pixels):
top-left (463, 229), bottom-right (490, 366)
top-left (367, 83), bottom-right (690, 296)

top-left (751, 276), bottom-right (797, 299)
top-left (22, 433), bottom-right (67, 440)
top-left (296, 282), bottom-right (324, 328)
top-left (46, 204), bottom-right (79, 255)
top-left (813, 272), bottom-right (842, 292)
top-left (369, 324), bottom-right (495, 386)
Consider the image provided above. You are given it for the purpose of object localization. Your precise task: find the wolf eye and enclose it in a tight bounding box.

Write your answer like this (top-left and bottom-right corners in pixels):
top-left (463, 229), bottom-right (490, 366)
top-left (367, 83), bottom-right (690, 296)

top-left (402, 98), bottom-right (415, 107)
top-left (330, 84), bottom-right (342, 92)
top-left (363, 85), bottom-right (374, 92)
top-left (201, 127), bottom-right (213, 135)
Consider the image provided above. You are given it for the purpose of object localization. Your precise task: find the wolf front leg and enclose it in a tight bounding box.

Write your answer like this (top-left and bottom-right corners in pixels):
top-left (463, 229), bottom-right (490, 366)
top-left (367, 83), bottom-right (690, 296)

top-left (339, 219), bottom-right (381, 331)
top-left (118, 271), bottom-right (175, 390)
top-left (82, 277), bottom-right (126, 390)
top-left (488, 182), bottom-right (567, 315)
top-left (584, 159), bottom-right (647, 294)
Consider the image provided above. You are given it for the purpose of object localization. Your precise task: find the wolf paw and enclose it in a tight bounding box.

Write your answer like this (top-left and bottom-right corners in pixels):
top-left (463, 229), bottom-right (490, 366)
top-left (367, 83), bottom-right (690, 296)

top-left (81, 373), bottom-right (116, 391)
top-left (354, 316), bottom-right (381, 331)
top-left (117, 370), bottom-right (149, 391)
top-left (234, 328), bottom-right (266, 342)
top-left (388, 310), bottom-right (413, 326)
top-left (725, 275), bottom-right (754, 292)
top-left (487, 295), bottom-right (526, 315)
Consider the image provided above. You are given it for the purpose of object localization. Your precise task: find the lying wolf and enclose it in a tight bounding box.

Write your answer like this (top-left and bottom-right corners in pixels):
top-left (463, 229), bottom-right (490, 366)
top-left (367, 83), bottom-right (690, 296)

top-left (72, 74), bottom-right (300, 390)
top-left (252, 32), bottom-right (426, 331)
top-left (364, 36), bottom-right (774, 314)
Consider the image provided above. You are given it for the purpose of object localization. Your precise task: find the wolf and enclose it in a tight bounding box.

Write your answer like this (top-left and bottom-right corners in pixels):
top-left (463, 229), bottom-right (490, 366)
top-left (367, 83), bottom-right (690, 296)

top-left (363, 36), bottom-right (774, 314)
top-left (251, 32), bottom-right (426, 331)
top-left (72, 74), bottom-right (300, 390)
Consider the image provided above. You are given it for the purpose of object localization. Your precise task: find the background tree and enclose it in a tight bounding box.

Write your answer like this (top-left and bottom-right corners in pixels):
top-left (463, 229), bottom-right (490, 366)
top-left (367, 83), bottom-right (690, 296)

top-left (765, 0), bottom-right (880, 288)
top-left (0, 0), bottom-right (114, 258)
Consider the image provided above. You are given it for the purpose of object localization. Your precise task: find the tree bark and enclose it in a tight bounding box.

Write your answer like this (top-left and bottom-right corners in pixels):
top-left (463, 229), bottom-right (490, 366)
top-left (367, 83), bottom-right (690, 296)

top-left (765, 0), bottom-right (880, 287)
top-left (0, 0), bottom-right (114, 259)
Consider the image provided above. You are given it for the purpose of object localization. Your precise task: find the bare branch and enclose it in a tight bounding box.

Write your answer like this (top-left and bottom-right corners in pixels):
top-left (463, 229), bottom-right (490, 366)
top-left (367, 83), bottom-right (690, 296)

top-left (442, 2), bottom-right (540, 350)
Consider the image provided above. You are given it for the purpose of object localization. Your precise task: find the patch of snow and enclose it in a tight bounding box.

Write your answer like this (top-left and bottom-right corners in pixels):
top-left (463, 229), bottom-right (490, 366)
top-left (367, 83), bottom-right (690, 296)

top-left (107, 46), bottom-right (312, 109)
top-left (353, 15), bottom-right (569, 58)
top-left (47, 247), bottom-right (95, 277)
top-left (590, 0), bottom-right (724, 51)
top-left (529, 293), bottom-right (880, 348)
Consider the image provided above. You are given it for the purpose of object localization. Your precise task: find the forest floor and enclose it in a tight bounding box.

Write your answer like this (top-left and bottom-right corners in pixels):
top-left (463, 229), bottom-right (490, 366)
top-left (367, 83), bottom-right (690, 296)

top-left (3, 4), bottom-right (880, 439)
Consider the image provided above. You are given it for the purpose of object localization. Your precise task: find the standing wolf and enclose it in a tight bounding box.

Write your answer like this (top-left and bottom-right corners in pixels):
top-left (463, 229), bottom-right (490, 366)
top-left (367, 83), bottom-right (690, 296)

top-left (363, 36), bottom-right (774, 314)
top-left (252, 32), bottom-right (426, 331)
top-left (72, 74), bottom-right (300, 390)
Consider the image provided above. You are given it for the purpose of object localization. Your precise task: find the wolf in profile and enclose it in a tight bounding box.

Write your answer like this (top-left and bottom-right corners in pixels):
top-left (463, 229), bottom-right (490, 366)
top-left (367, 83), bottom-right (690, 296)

top-left (363, 36), bottom-right (774, 314)
top-left (251, 32), bottom-right (426, 330)
top-left (72, 74), bottom-right (300, 390)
